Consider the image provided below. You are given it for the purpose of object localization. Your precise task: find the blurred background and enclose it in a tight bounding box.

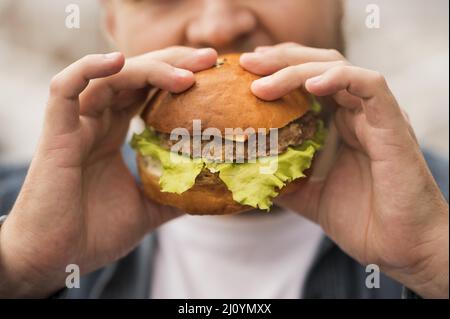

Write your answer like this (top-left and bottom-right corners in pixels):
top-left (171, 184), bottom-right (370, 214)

top-left (0, 0), bottom-right (448, 165)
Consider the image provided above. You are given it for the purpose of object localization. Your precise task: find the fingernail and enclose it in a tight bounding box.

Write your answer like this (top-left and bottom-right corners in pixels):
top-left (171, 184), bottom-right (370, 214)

top-left (240, 52), bottom-right (260, 65)
top-left (195, 48), bottom-right (215, 56)
top-left (307, 75), bottom-right (323, 85)
top-left (254, 76), bottom-right (272, 87)
top-left (255, 46), bottom-right (271, 53)
top-left (241, 52), bottom-right (261, 59)
top-left (104, 52), bottom-right (122, 60)
top-left (240, 53), bottom-right (250, 60)
top-left (173, 68), bottom-right (193, 78)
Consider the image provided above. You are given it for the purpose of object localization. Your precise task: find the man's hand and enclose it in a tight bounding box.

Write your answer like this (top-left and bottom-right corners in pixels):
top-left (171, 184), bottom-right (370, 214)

top-left (0, 47), bottom-right (218, 298)
top-left (240, 43), bottom-right (449, 298)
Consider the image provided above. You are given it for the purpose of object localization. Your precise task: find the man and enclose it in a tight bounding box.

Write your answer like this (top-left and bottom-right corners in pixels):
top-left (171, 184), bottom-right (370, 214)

top-left (0, 0), bottom-right (448, 298)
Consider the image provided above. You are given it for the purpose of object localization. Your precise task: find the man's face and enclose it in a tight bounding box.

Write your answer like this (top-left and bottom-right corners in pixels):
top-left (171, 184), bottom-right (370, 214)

top-left (103, 0), bottom-right (343, 56)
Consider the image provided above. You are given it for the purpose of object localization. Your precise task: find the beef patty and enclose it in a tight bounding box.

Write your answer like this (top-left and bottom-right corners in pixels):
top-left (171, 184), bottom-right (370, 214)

top-left (153, 111), bottom-right (318, 162)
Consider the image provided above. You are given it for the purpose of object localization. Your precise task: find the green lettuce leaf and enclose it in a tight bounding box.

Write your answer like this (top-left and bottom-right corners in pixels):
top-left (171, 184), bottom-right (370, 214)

top-left (205, 121), bottom-right (326, 210)
top-left (310, 96), bottom-right (322, 114)
top-left (131, 129), bottom-right (204, 194)
top-left (131, 121), bottom-right (326, 210)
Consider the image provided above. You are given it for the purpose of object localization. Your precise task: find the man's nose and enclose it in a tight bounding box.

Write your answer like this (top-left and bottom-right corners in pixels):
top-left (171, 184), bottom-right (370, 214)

top-left (186, 0), bottom-right (257, 49)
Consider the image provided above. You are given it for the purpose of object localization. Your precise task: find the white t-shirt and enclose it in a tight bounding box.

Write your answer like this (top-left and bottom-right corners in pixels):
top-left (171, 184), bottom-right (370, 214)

top-left (150, 208), bottom-right (324, 299)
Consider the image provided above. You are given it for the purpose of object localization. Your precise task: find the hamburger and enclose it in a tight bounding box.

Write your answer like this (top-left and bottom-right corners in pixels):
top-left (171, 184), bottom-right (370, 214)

top-left (131, 53), bottom-right (326, 215)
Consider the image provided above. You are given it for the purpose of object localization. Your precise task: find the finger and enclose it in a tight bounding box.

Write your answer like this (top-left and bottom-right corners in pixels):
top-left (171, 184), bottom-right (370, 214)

top-left (305, 65), bottom-right (404, 128)
top-left (122, 48), bottom-right (218, 89)
top-left (251, 61), bottom-right (346, 101)
top-left (81, 60), bottom-right (194, 117)
top-left (45, 52), bottom-right (125, 136)
top-left (149, 47), bottom-right (218, 72)
top-left (79, 48), bottom-right (218, 116)
top-left (333, 90), bottom-right (362, 109)
top-left (400, 108), bottom-right (419, 144)
top-left (241, 45), bottom-right (344, 75)
top-left (143, 196), bottom-right (185, 229)
top-left (253, 42), bottom-right (299, 53)
top-left (275, 177), bottom-right (323, 224)
top-left (113, 60), bottom-right (196, 94)
top-left (109, 47), bottom-right (218, 93)
top-left (334, 108), bottom-right (365, 151)
top-left (254, 46), bottom-right (272, 53)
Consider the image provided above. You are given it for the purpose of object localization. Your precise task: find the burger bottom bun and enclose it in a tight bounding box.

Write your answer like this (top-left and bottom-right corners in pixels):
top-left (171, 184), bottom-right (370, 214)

top-left (137, 155), bottom-right (308, 215)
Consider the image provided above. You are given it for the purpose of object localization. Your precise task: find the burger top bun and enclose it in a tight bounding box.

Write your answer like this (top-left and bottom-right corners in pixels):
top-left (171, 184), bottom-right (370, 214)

top-left (143, 53), bottom-right (310, 135)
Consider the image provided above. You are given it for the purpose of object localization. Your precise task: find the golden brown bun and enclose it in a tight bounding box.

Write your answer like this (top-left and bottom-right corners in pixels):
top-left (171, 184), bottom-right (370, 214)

top-left (143, 53), bottom-right (311, 135)
top-left (137, 155), bottom-right (308, 215)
